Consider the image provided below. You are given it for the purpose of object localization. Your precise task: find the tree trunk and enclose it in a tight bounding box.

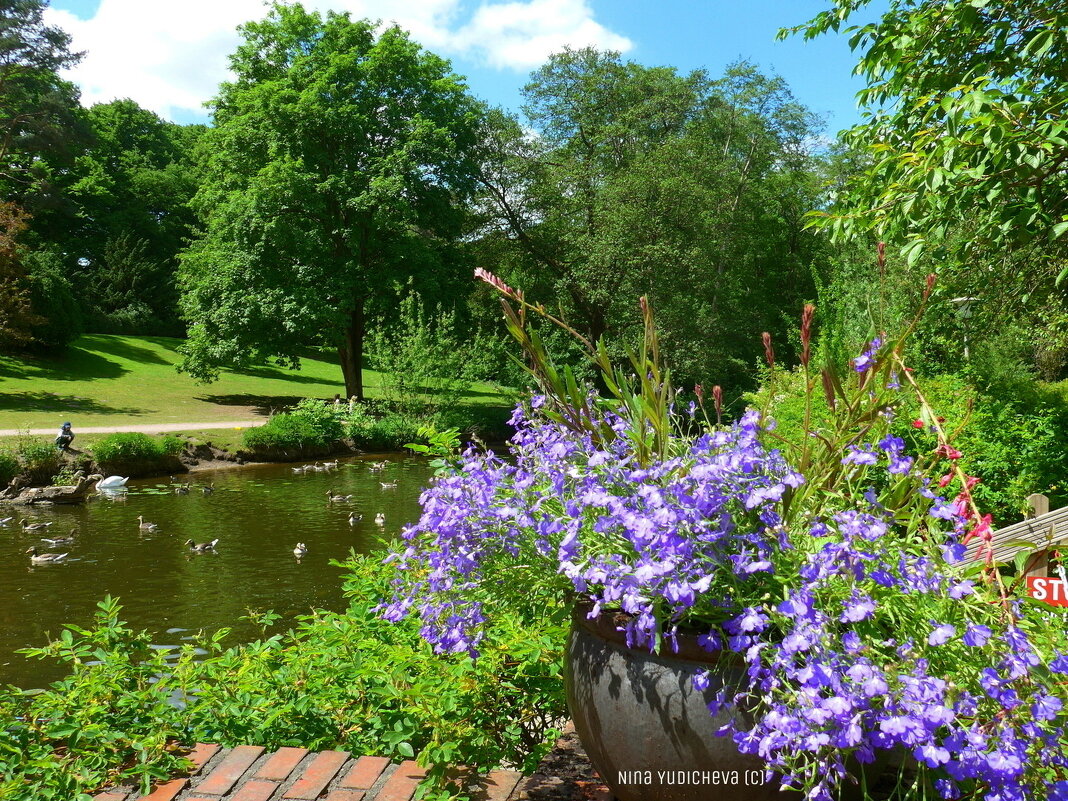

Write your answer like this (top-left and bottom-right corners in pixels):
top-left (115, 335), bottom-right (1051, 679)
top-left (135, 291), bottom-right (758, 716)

top-left (338, 299), bottom-right (365, 400)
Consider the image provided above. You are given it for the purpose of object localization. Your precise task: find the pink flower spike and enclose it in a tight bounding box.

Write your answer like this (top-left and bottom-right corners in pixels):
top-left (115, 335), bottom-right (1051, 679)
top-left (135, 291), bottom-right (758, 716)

top-left (937, 473), bottom-right (954, 488)
top-left (473, 267), bottom-right (517, 298)
top-left (965, 475), bottom-right (981, 490)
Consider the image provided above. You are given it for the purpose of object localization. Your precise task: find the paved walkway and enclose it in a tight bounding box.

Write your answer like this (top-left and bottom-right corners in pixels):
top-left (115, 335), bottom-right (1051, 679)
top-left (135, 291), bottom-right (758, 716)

top-left (0, 421), bottom-right (265, 437)
top-left (92, 727), bottom-right (612, 801)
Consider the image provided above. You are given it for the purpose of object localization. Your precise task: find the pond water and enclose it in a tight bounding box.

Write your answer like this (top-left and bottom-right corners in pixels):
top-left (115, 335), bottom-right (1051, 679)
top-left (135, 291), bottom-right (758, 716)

top-left (0, 456), bottom-right (434, 689)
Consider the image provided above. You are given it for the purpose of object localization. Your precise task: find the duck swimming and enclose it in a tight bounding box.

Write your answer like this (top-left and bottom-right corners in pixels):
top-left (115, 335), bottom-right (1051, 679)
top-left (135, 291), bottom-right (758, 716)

top-left (137, 515), bottom-right (158, 532)
top-left (375, 512), bottom-right (385, 526)
top-left (293, 542), bottom-right (308, 557)
top-left (348, 512), bottom-right (363, 524)
top-left (184, 538), bottom-right (218, 552)
top-left (42, 529), bottom-right (77, 545)
top-left (26, 547), bottom-right (68, 564)
top-left (20, 519), bottom-right (53, 531)
top-left (326, 490), bottom-right (353, 502)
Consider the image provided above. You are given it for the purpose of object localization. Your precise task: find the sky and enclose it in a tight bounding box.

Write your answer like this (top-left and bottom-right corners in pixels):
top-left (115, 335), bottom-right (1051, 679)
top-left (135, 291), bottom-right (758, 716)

top-left (44, 0), bottom-right (885, 137)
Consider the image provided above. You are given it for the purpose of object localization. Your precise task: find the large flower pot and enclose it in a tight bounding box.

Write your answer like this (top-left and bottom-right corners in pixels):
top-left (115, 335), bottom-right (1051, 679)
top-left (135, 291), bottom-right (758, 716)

top-left (565, 606), bottom-right (881, 801)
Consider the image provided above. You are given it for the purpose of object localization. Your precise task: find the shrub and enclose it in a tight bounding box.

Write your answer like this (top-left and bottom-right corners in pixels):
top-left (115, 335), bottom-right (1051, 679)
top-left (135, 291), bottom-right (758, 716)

top-left (342, 403), bottom-right (424, 451)
top-left (92, 433), bottom-right (183, 464)
top-left (243, 398), bottom-right (345, 451)
top-left (750, 368), bottom-right (1068, 524)
top-left (15, 438), bottom-right (61, 483)
top-left (0, 450), bottom-right (18, 485)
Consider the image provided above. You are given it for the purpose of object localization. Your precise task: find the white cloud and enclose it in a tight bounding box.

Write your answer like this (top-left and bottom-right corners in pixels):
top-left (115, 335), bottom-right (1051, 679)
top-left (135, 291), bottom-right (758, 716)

top-left (44, 0), bottom-right (632, 122)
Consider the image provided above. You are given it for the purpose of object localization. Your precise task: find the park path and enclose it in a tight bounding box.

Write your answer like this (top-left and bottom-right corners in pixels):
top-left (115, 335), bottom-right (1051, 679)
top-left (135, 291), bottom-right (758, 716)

top-left (0, 420), bottom-right (265, 437)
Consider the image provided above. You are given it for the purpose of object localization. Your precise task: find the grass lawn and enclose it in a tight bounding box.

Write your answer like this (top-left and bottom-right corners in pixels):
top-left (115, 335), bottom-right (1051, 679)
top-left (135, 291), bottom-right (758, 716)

top-left (0, 334), bottom-right (510, 436)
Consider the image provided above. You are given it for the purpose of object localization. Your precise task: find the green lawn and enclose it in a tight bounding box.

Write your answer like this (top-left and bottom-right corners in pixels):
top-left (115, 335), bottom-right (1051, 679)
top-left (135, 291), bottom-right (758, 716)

top-left (0, 334), bottom-right (509, 433)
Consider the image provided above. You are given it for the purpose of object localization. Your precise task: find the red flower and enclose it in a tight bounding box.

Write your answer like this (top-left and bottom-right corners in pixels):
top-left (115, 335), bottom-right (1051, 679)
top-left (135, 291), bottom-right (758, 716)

top-left (935, 443), bottom-right (962, 460)
top-left (912, 419), bottom-right (925, 429)
top-left (963, 514), bottom-right (993, 546)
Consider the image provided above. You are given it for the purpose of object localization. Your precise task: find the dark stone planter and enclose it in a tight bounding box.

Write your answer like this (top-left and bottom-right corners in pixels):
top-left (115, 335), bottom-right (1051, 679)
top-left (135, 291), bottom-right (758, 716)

top-left (565, 606), bottom-right (882, 801)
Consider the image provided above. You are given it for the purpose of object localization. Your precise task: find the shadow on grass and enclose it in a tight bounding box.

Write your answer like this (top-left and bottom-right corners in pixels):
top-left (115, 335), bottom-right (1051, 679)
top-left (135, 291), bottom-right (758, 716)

top-left (82, 335), bottom-right (173, 366)
top-left (0, 347), bottom-right (130, 381)
top-left (194, 394), bottom-right (301, 416)
top-left (0, 392), bottom-right (145, 415)
top-left (231, 364), bottom-right (341, 385)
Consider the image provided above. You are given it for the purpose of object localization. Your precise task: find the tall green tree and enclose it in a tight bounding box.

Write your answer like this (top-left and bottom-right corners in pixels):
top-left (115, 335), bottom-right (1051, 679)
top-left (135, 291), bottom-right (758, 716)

top-left (476, 51), bottom-right (823, 393)
top-left (69, 100), bottom-right (203, 333)
top-left (0, 0), bottom-right (85, 350)
top-left (179, 3), bottom-right (483, 398)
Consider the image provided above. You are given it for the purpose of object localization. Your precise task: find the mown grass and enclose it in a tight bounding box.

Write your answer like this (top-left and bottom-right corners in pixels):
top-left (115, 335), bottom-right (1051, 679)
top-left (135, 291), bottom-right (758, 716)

top-left (0, 334), bottom-right (510, 436)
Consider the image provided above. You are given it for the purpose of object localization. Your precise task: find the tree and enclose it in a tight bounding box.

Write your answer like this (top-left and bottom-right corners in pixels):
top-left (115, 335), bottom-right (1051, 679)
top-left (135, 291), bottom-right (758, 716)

top-left (68, 100), bottom-right (204, 332)
top-left (786, 0), bottom-right (1068, 269)
top-left (0, 0), bottom-right (83, 187)
top-left (179, 3), bottom-right (483, 398)
top-left (475, 51), bottom-right (823, 393)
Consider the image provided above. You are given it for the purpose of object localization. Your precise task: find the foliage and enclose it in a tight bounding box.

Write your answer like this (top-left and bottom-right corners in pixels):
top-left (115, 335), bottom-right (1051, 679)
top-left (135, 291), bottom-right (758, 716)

top-left (477, 51), bottom-right (824, 394)
top-left (91, 432), bottom-right (183, 464)
top-left (0, 201), bottom-right (41, 351)
top-left (384, 280), bottom-right (1068, 799)
top-left (4, 596), bottom-right (188, 800)
top-left (0, 449), bottom-right (18, 485)
top-left (15, 435), bottom-right (59, 481)
top-left (752, 365), bottom-right (1068, 525)
top-left (23, 248), bottom-right (83, 350)
top-left (179, 3), bottom-right (484, 399)
top-left (68, 101), bottom-right (204, 334)
top-left (342, 402), bottom-right (425, 452)
top-left (242, 398), bottom-right (345, 451)
top-left (0, 557), bottom-right (567, 799)
top-left (368, 291), bottom-right (489, 417)
top-left (786, 1), bottom-right (1068, 281)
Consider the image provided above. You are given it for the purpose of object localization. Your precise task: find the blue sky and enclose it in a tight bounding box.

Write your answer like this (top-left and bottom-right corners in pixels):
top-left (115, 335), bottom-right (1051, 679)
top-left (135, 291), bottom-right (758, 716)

top-left (47, 0), bottom-right (885, 136)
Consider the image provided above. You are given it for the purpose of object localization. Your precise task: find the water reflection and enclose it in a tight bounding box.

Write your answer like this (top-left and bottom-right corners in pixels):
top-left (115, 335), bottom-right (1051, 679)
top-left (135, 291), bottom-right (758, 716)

top-left (0, 455), bottom-right (433, 688)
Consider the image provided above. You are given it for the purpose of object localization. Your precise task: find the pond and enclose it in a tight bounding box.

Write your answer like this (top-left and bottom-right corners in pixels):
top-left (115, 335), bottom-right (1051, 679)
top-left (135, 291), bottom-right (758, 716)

top-left (0, 455), bottom-right (434, 689)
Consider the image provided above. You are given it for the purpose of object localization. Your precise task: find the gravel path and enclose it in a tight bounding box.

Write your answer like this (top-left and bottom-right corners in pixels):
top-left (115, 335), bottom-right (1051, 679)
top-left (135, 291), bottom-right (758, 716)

top-left (0, 420), bottom-right (266, 436)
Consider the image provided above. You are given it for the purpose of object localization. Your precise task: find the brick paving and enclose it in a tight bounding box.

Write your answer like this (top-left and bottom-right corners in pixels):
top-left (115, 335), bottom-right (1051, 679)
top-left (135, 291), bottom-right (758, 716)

top-left (92, 725), bottom-right (613, 801)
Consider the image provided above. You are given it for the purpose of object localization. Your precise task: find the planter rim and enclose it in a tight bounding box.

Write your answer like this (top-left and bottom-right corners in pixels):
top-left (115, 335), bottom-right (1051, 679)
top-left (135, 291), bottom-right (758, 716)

top-left (571, 601), bottom-right (732, 665)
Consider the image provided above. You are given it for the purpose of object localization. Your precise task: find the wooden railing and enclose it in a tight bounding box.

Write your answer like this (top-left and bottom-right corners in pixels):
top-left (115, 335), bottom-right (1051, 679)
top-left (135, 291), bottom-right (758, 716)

top-left (972, 493), bottom-right (1066, 577)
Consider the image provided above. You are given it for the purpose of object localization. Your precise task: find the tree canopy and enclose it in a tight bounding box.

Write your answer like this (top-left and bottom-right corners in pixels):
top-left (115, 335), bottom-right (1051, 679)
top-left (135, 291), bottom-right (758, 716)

top-left (787, 0), bottom-right (1068, 269)
top-left (179, 3), bottom-right (484, 398)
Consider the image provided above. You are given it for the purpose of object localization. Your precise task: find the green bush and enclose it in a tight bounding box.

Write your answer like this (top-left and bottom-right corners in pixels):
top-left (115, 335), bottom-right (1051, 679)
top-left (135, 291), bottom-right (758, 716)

top-left (2, 556), bottom-right (567, 799)
top-left (15, 438), bottom-right (61, 483)
top-left (0, 450), bottom-right (18, 486)
top-left (750, 367), bottom-right (1068, 525)
top-left (343, 403), bottom-right (425, 451)
top-left (91, 433), bottom-right (183, 463)
top-left (243, 399), bottom-right (345, 451)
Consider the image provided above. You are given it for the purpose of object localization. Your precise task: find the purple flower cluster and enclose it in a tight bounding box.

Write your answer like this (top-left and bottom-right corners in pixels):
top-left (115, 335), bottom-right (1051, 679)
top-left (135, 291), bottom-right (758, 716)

top-left (381, 401), bottom-right (1068, 799)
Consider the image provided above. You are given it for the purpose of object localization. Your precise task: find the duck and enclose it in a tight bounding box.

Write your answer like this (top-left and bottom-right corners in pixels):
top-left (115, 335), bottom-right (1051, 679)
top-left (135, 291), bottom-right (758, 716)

top-left (202, 483), bottom-right (215, 494)
top-left (368, 461), bottom-right (387, 471)
top-left (321, 459), bottom-right (340, 469)
top-left (375, 512), bottom-right (386, 526)
top-left (293, 542), bottom-right (308, 557)
top-left (379, 481), bottom-right (398, 490)
top-left (43, 529), bottom-right (77, 545)
top-left (0, 516), bottom-right (13, 526)
top-left (137, 515), bottom-right (158, 532)
top-left (174, 484), bottom-right (190, 495)
top-left (326, 490), bottom-right (353, 502)
top-left (20, 519), bottom-right (53, 531)
top-left (95, 475), bottom-right (129, 490)
top-left (348, 512), bottom-right (363, 525)
top-left (184, 538), bottom-right (218, 552)
top-left (291, 465), bottom-right (308, 474)
top-left (26, 547), bottom-right (68, 564)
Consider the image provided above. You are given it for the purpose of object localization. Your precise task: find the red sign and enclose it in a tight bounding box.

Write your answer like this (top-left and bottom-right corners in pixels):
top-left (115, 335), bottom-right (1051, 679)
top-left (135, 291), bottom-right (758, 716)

top-left (1027, 577), bottom-right (1068, 607)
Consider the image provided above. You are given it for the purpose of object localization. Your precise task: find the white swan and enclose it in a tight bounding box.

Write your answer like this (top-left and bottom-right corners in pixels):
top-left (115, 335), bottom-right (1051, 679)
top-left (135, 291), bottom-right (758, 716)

top-left (96, 475), bottom-right (129, 490)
